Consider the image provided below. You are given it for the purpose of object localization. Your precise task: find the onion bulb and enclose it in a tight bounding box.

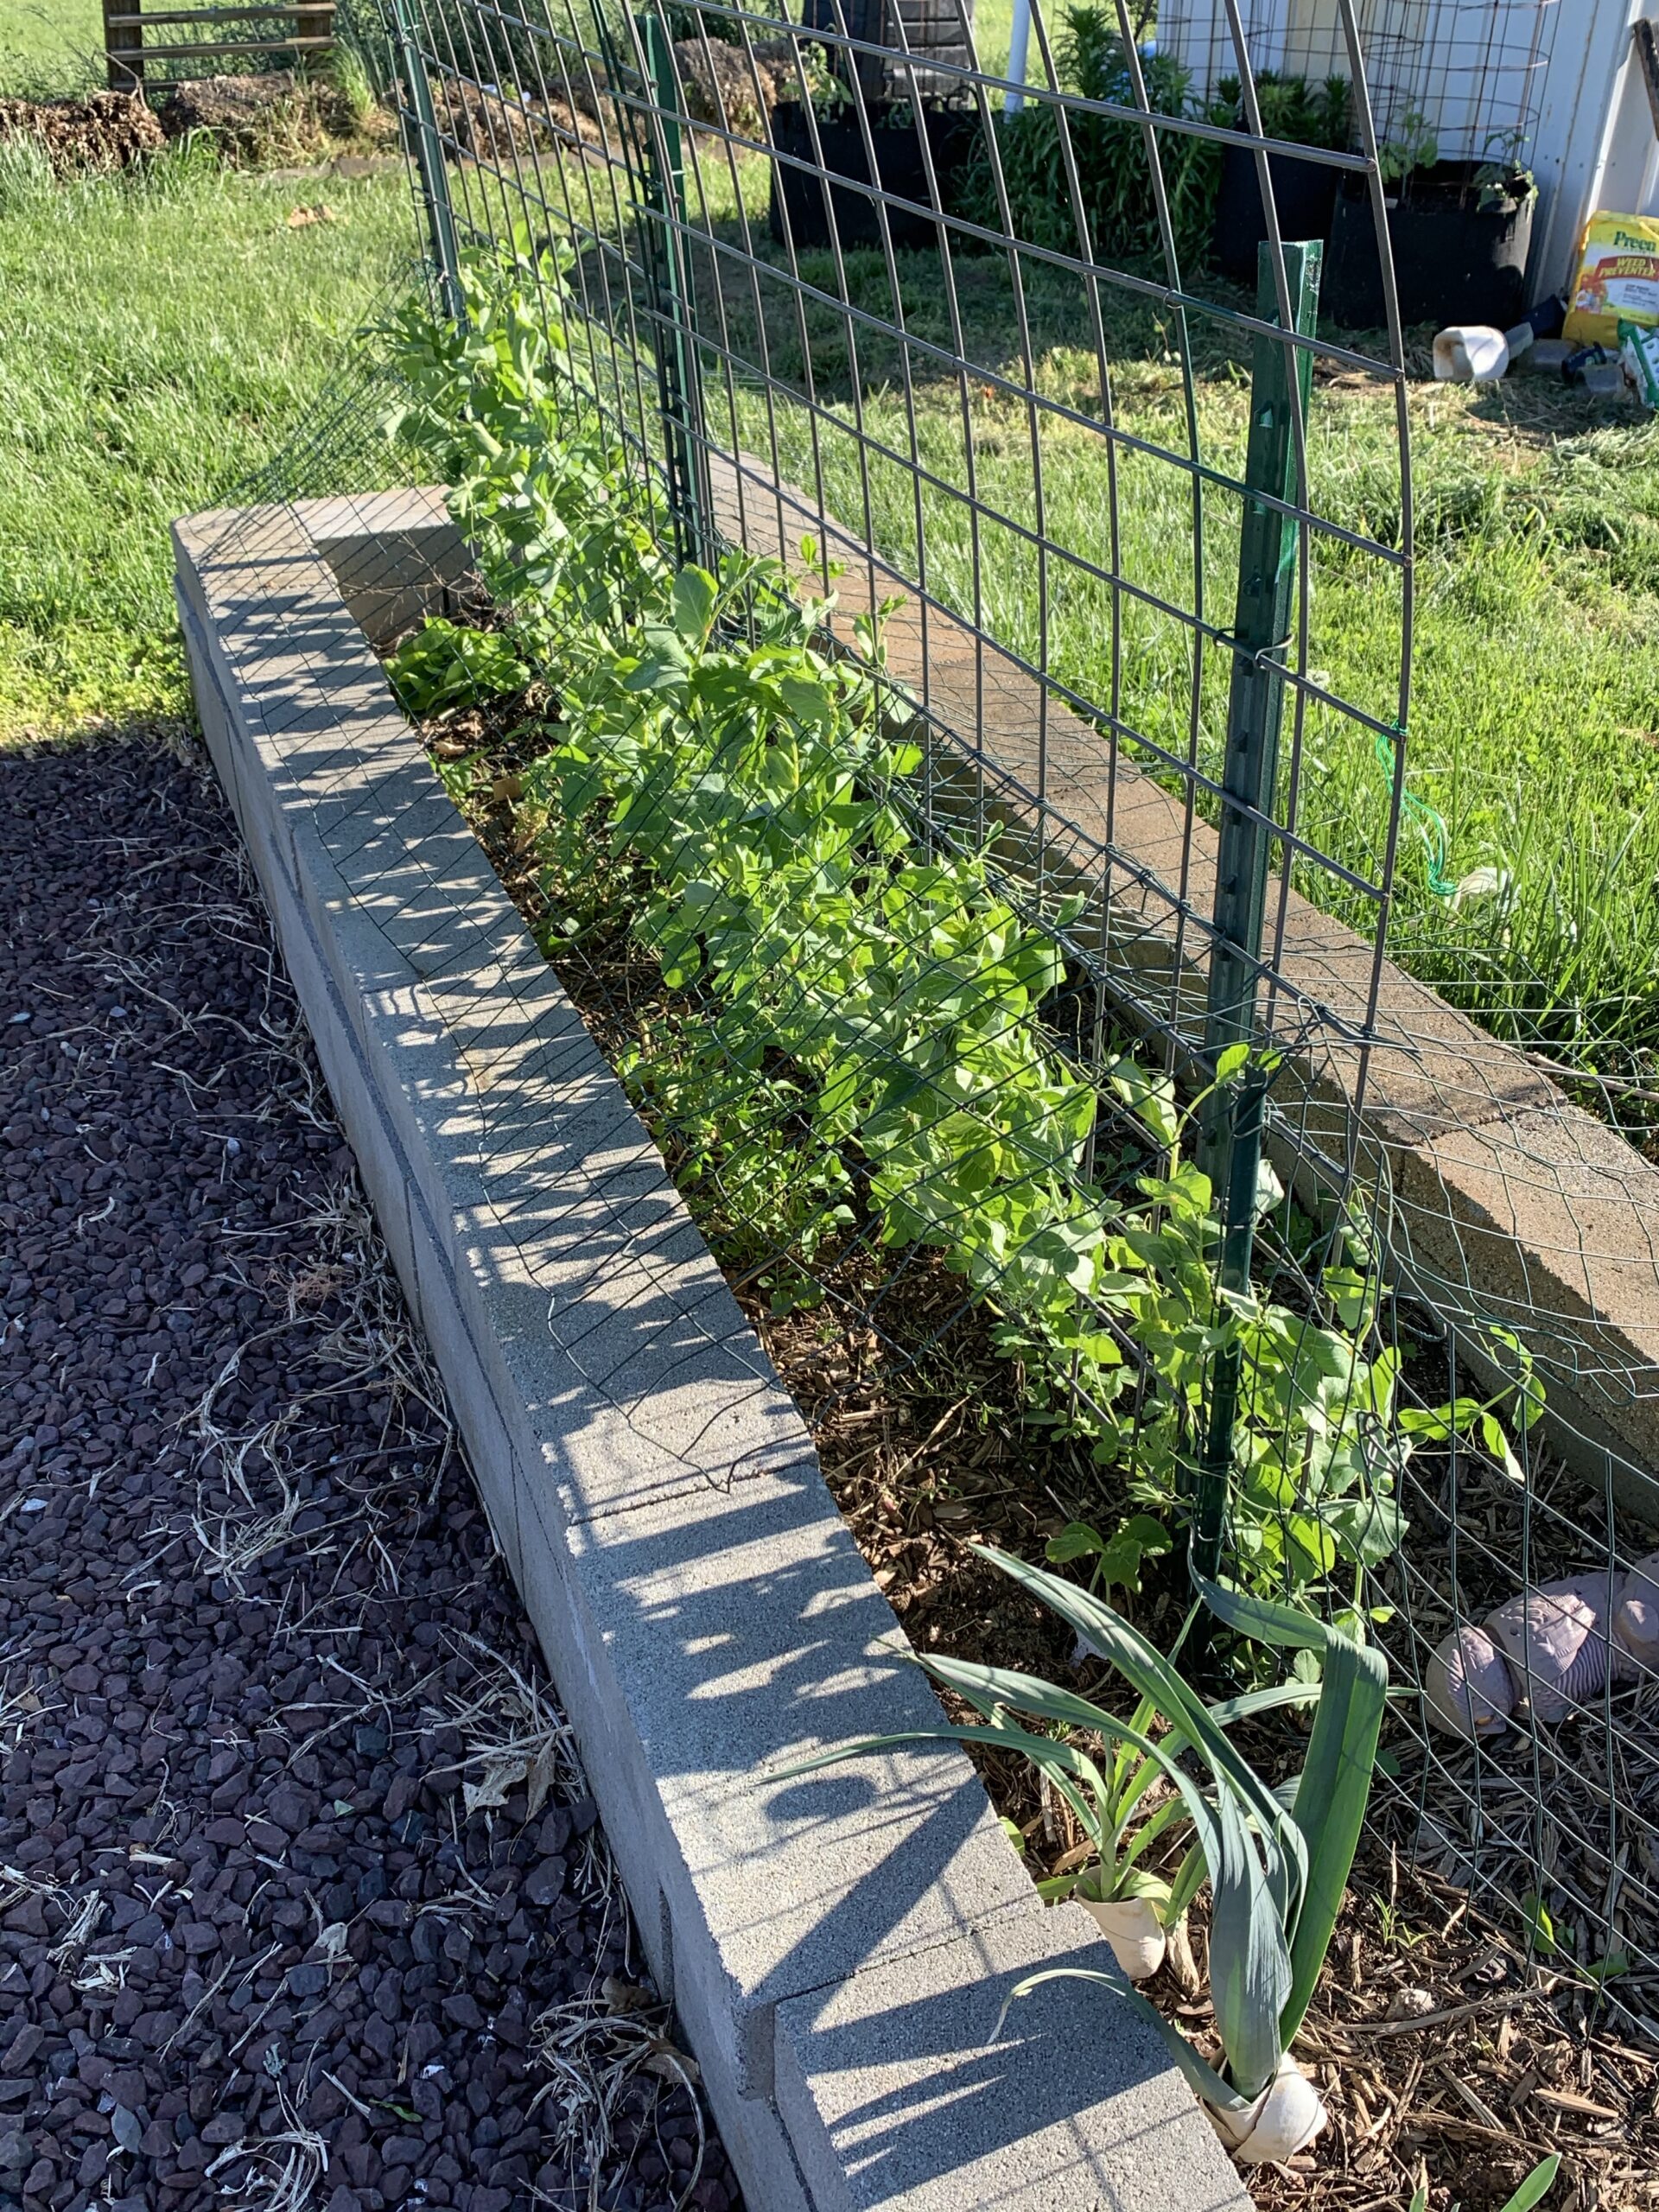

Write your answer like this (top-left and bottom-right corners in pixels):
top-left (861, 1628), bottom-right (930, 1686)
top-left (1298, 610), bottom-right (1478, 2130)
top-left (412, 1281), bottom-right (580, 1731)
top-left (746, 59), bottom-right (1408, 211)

top-left (1205, 2054), bottom-right (1328, 2165)
top-left (1078, 1891), bottom-right (1166, 1981)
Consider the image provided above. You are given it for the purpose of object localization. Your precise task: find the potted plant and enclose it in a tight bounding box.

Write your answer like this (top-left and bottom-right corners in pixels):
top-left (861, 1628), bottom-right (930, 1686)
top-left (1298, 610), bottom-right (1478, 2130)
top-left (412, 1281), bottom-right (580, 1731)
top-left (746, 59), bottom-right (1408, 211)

top-left (1324, 116), bottom-right (1536, 329)
top-left (1211, 72), bottom-right (1351, 283)
top-left (766, 3), bottom-right (980, 253)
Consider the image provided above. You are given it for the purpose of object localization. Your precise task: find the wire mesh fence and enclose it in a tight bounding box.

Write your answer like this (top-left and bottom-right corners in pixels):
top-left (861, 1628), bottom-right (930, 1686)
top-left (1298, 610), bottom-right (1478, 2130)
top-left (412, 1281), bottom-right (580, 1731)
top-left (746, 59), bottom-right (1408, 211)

top-left (206, 0), bottom-right (1659, 2027)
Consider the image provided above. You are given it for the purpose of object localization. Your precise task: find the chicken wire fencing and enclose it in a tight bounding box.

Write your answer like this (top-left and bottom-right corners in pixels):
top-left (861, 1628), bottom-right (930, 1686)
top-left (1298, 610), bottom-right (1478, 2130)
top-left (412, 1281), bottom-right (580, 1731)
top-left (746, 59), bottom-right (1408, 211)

top-left (203, 0), bottom-right (1659, 2017)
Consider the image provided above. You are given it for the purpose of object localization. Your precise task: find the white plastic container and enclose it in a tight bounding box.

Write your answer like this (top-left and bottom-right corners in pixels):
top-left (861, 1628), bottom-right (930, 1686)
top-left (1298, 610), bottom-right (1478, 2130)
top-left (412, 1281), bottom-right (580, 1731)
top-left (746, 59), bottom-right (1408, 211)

top-left (1432, 325), bottom-right (1510, 382)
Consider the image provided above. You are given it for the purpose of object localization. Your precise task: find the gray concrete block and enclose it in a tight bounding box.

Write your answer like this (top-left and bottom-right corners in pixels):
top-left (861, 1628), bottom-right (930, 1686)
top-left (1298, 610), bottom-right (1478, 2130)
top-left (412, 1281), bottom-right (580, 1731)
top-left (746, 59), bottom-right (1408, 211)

top-left (773, 1904), bottom-right (1242, 2212)
top-left (559, 1468), bottom-right (1039, 2097)
top-left (175, 497), bottom-right (1252, 2212)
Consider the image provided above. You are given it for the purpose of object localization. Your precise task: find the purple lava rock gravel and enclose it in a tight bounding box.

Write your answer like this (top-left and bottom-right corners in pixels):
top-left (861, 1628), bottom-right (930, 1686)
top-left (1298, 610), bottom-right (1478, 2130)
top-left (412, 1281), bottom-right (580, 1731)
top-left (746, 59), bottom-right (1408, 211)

top-left (0, 736), bottom-right (739, 2212)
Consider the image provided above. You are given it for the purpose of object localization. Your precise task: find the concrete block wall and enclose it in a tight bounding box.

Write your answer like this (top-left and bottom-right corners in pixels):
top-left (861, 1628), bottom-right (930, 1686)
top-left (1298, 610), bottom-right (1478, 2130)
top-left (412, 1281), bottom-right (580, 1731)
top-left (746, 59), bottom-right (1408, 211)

top-left (173, 494), bottom-right (1248, 2212)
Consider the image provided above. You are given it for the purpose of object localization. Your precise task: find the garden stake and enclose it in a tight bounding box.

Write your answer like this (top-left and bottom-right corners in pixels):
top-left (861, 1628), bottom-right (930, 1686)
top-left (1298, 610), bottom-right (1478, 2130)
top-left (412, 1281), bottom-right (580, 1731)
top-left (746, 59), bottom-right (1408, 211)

top-left (1192, 238), bottom-right (1321, 1589)
top-left (636, 10), bottom-right (709, 566)
top-left (389, 0), bottom-right (462, 321)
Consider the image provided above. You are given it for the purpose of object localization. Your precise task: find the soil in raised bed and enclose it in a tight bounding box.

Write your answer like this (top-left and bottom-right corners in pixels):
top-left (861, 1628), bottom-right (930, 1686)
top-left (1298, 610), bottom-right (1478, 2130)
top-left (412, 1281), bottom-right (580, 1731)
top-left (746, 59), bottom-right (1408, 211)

top-left (410, 675), bottom-right (1659, 2209)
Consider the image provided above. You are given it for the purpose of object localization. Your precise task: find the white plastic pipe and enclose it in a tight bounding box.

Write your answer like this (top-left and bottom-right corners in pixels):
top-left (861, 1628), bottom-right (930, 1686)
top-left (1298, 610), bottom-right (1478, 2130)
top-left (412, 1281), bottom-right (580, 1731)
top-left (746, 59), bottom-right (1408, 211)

top-left (1006, 0), bottom-right (1032, 114)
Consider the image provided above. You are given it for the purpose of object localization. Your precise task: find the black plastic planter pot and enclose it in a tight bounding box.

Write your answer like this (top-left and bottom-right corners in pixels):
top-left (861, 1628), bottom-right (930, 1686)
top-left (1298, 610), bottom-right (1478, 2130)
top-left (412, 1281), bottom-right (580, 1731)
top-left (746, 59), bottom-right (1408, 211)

top-left (767, 100), bottom-right (977, 251)
top-left (1323, 160), bottom-right (1535, 329)
top-left (1213, 140), bottom-right (1339, 284)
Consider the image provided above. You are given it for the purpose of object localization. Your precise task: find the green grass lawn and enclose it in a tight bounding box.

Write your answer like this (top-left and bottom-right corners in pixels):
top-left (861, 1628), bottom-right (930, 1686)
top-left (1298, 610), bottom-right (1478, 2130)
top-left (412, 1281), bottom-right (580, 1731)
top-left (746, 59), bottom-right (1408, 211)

top-left (0, 148), bottom-right (412, 736)
top-left (0, 0), bottom-right (102, 90)
top-left (646, 146), bottom-right (1659, 1068)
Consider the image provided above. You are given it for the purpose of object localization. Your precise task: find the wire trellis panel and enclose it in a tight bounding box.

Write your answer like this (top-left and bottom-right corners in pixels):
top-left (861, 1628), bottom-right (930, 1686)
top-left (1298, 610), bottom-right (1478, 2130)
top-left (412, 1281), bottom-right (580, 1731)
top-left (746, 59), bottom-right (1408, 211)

top-left (212, 0), bottom-right (1659, 2018)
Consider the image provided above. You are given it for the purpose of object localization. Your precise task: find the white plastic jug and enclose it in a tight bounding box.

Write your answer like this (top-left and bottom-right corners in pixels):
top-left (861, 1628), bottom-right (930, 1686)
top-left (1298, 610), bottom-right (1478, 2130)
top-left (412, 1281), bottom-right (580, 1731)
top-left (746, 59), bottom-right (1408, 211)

top-left (1432, 325), bottom-right (1510, 382)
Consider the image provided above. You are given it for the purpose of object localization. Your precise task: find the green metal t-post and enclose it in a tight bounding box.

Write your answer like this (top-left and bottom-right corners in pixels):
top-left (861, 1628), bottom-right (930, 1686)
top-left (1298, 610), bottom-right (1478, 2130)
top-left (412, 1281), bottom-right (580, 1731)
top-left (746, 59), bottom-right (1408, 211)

top-left (389, 0), bottom-right (462, 322)
top-left (1191, 238), bottom-right (1321, 1587)
top-left (638, 10), bottom-right (708, 562)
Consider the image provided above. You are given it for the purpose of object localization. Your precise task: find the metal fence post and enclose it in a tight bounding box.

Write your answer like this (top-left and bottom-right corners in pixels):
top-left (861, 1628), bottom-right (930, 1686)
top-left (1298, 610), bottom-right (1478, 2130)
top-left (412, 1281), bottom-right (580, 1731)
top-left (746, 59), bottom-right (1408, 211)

top-left (1192, 238), bottom-right (1321, 1588)
top-left (388, 0), bottom-right (462, 322)
top-left (637, 10), bottom-right (709, 563)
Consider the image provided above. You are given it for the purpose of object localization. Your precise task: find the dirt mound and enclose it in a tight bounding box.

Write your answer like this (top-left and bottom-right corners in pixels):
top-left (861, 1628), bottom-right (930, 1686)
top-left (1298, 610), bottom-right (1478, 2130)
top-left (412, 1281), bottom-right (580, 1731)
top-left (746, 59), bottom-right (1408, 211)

top-left (672, 35), bottom-right (794, 137)
top-left (154, 67), bottom-right (295, 144)
top-left (155, 71), bottom-right (396, 161)
top-left (433, 73), bottom-right (606, 159)
top-left (0, 89), bottom-right (164, 173)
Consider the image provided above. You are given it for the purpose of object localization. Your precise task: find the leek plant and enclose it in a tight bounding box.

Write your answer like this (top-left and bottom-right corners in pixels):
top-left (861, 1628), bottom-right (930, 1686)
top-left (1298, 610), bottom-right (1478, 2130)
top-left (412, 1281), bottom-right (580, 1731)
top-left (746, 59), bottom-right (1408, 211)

top-left (777, 1547), bottom-right (1386, 2167)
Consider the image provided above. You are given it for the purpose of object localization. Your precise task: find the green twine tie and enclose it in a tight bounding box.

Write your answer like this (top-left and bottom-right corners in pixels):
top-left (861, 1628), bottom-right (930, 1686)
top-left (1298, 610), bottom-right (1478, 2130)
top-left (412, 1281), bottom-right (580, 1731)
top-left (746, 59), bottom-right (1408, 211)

top-left (1376, 722), bottom-right (1456, 899)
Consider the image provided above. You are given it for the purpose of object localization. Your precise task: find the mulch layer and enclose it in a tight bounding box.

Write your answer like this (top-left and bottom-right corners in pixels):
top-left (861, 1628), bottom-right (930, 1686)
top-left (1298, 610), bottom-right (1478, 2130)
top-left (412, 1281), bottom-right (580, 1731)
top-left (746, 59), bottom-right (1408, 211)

top-left (0, 731), bottom-right (740, 2212)
top-left (421, 690), bottom-right (1659, 2212)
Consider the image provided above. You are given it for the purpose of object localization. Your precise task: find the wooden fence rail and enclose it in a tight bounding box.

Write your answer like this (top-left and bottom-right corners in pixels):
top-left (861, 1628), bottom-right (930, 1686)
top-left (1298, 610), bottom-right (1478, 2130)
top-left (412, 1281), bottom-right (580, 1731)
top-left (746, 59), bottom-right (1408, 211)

top-left (102, 2), bottom-right (335, 88)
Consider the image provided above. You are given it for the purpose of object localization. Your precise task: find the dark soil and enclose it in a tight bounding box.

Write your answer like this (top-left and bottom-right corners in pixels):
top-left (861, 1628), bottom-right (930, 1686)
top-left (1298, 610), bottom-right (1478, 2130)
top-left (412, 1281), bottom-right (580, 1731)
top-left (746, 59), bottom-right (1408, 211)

top-left (0, 92), bottom-right (162, 175)
top-left (0, 731), bottom-right (739, 2212)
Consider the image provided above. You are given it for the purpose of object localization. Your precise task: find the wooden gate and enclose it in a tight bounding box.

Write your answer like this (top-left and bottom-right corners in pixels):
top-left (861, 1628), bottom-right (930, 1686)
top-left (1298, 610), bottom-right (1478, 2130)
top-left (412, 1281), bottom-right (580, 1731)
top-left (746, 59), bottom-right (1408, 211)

top-left (102, 3), bottom-right (335, 90)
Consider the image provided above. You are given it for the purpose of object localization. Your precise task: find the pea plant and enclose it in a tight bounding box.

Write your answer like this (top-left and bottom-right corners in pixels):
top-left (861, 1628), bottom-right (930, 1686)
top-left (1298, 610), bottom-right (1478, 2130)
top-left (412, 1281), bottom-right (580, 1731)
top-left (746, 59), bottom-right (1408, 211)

top-left (381, 245), bottom-right (1535, 1627)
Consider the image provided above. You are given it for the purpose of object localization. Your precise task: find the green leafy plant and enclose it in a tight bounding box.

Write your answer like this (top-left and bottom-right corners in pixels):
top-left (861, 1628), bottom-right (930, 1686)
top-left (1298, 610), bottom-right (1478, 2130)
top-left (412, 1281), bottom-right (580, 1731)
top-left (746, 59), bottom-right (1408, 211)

top-left (963, 9), bottom-right (1220, 272)
top-left (778, 1548), bottom-right (1384, 2164)
top-left (779, 1545), bottom-right (1323, 1986)
top-left (797, 41), bottom-right (853, 121)
top-left (1377, 109), bottom-right (1438, 190)
top-left (1472, 129), bottom-right (1535, 213)
top-left (381, 245), bottom-right (1535, 1627)
top-left (1046, 1510), bottom-right (1172, 1602)
top-left (1217, 70), bottom-right (1350, 153)
top-left (1000, 1562), bottom-right (1386, 2163)
top-left (385, 615), bottom-right (529, 717)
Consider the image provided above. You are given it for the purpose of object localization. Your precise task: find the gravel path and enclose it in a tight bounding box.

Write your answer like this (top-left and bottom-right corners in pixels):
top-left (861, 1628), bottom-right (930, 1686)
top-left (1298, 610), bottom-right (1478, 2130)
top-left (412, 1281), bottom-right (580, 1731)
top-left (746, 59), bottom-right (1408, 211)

top-left (0, 735), bottom-right (740, 2212)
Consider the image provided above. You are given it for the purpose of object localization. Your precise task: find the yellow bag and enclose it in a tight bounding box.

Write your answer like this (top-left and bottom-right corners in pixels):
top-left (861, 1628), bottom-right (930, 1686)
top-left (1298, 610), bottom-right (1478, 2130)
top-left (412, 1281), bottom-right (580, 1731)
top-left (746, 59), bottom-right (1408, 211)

top-left (1563, 211), bottom-right (1659, 347)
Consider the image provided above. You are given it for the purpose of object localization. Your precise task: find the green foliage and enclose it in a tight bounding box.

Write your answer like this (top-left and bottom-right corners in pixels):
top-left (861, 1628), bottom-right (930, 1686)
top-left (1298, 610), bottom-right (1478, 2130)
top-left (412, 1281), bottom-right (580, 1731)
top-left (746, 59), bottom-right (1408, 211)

top-left (997, 1560), bottom-right (1385, 2107)
top-left (777, 1545), bottom-right (1325, 1954)
top-left (1045, 1510), bottom-right (1171, 1601)
top-left (385, 616), bottom-right (528, 717)
top-left (385, 248), bottom-right (1535, 1622)
top-left (1217, 70), bottom-right (1350, 152)
top-left (960, 9), bottom-right (1220, 273)
top-left (1377, 109), bottom-right (1438, 188)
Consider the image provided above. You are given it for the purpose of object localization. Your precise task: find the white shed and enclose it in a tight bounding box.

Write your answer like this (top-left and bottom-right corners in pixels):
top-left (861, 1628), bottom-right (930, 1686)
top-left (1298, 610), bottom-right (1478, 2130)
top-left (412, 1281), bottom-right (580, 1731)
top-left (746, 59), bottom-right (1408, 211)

top-left (1158, 1), bottom-right (1659, 296)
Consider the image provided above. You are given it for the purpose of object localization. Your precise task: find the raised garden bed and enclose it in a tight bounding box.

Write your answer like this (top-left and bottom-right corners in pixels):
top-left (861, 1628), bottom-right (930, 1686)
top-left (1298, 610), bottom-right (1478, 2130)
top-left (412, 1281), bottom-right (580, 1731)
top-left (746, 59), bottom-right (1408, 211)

top-left (175, 467), bottom-right (1659, 2212)
top-left (168, 246), bottom-right (1659, 2212)
top-left (174, 489), bottom-right (1247, 2212)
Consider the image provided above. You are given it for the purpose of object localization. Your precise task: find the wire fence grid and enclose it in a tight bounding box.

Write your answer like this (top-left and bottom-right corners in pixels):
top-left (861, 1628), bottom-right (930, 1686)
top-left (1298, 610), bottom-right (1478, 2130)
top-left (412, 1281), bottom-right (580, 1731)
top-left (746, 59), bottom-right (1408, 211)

top-left (207, 0), bottom-right (1659, 2024)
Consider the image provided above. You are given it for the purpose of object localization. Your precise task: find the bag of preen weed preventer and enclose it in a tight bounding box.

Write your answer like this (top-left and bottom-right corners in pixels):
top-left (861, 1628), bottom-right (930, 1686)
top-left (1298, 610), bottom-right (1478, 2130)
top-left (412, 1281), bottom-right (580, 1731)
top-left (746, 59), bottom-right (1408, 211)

top-left (1563, 212), bottom-right (1659, 347)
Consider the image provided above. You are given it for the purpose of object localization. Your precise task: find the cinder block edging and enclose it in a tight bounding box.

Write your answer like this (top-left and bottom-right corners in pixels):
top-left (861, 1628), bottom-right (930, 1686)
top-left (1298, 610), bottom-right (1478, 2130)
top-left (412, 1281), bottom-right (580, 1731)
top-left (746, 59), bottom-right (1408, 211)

top-left (173, 494), bottom-right (1247, 2212)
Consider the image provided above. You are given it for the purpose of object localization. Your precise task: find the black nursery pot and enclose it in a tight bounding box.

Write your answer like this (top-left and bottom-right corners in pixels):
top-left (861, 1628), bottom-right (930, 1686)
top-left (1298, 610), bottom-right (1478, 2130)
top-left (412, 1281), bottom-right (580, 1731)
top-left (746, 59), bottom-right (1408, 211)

top-left (767, 100), bottom-right (977, 252)
top-left (1213, 139), bottom-right (1340, 284)
top-left (1323, 159), bottom-right (1535, 329)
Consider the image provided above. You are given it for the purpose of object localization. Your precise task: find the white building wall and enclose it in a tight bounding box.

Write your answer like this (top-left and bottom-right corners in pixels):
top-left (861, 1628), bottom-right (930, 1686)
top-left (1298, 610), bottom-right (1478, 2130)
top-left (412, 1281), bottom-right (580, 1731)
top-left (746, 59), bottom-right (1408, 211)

top-left (1158, 1), bottom-right (1659, 296)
